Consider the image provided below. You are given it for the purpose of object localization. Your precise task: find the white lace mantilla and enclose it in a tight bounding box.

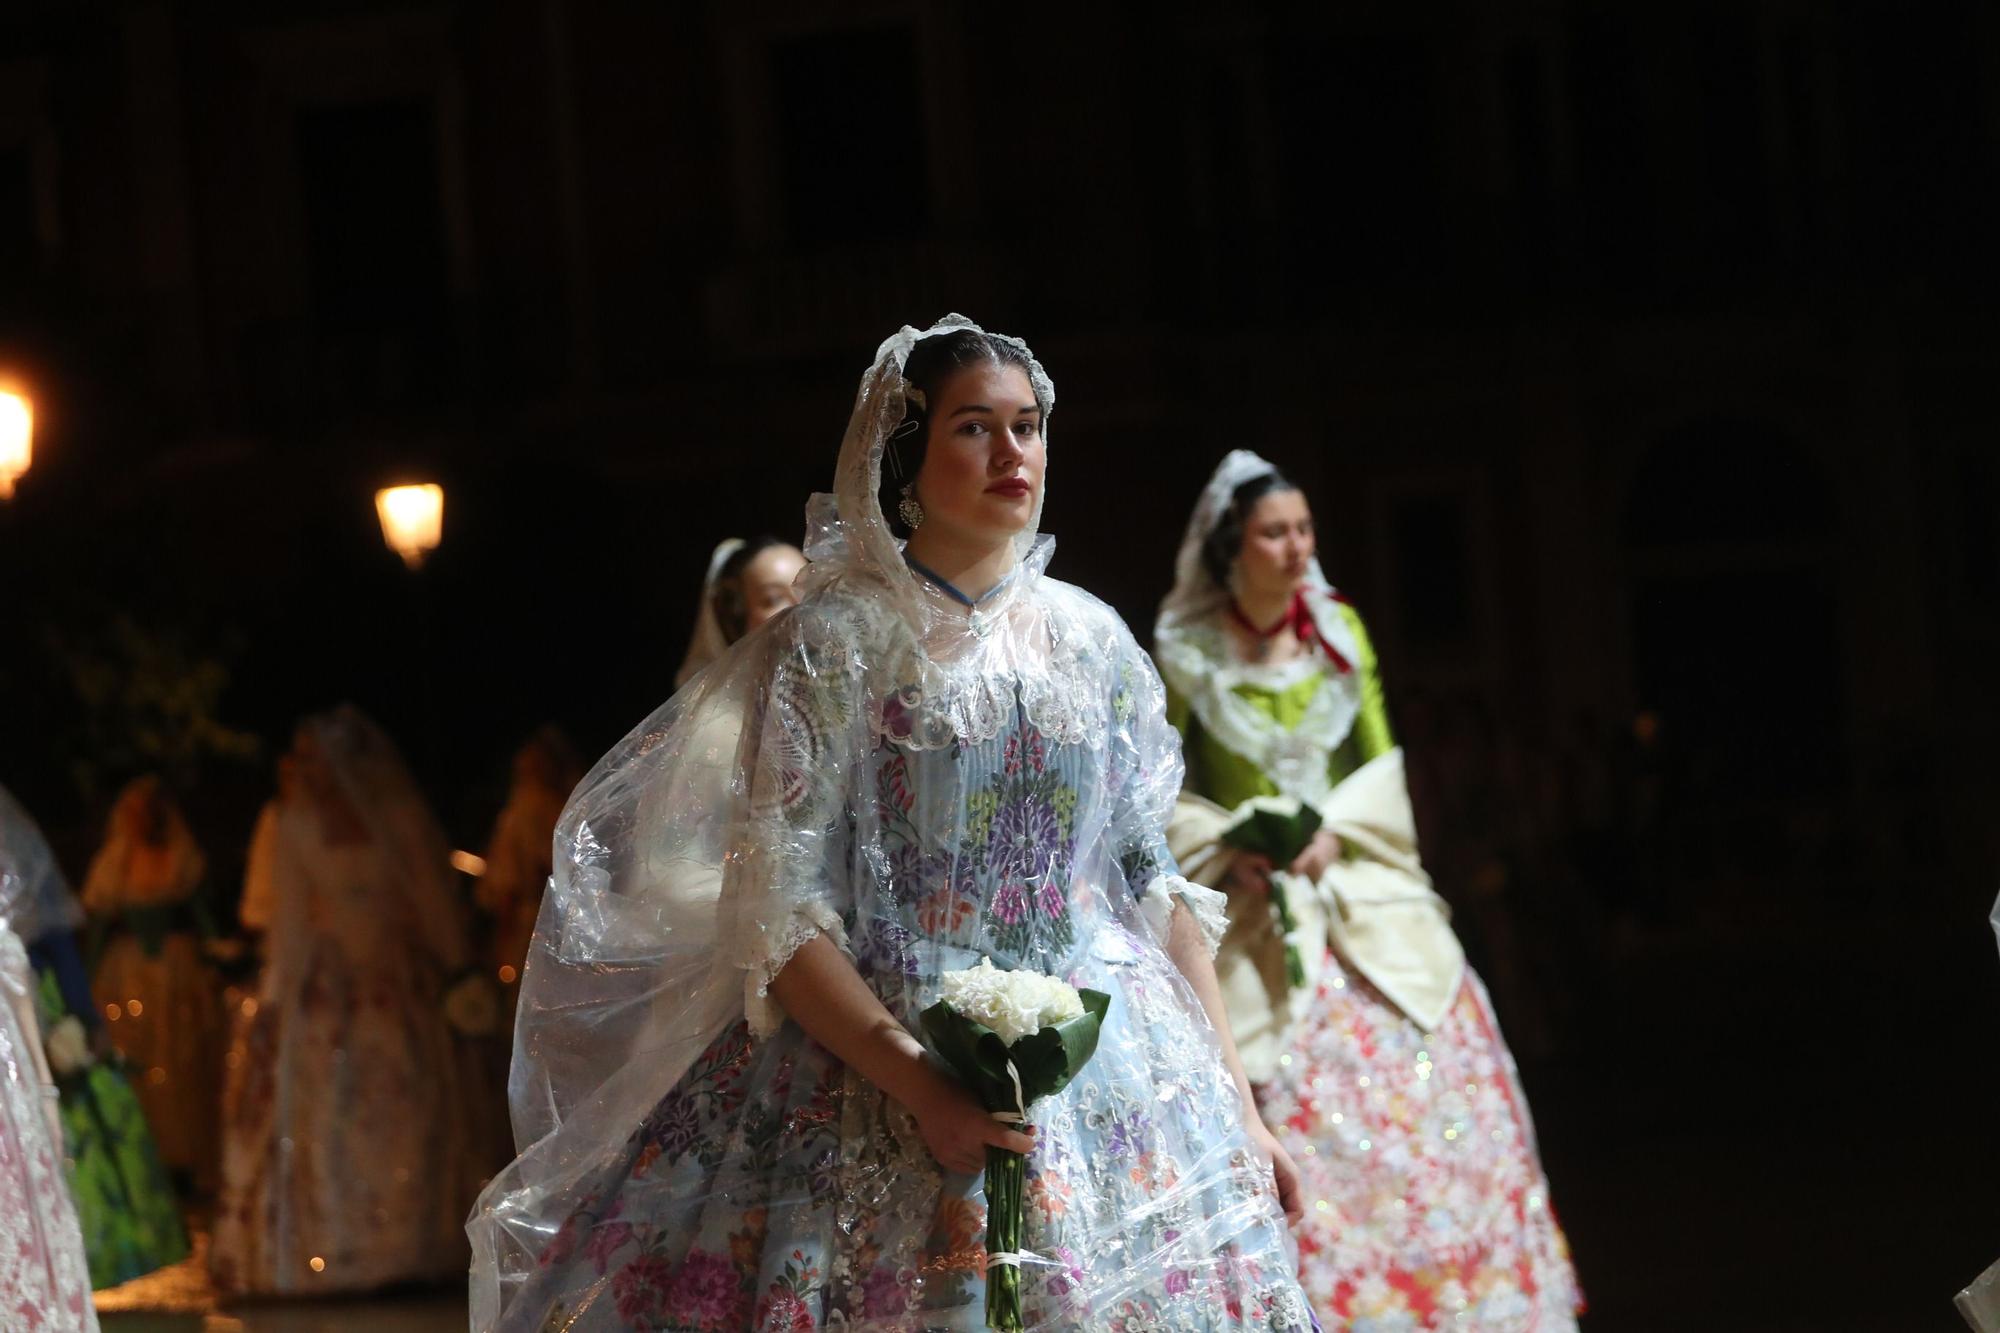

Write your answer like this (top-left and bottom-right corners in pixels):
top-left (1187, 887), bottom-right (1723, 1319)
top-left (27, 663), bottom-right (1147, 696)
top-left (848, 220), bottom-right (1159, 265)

top-left (1154, 610), bottom-right (1361, 812)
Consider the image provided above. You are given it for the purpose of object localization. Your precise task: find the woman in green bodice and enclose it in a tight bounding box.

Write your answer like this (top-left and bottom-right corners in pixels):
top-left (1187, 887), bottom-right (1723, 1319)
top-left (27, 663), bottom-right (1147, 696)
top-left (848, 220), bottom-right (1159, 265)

top-left (1155, 451), bottom-right (1582, 1331)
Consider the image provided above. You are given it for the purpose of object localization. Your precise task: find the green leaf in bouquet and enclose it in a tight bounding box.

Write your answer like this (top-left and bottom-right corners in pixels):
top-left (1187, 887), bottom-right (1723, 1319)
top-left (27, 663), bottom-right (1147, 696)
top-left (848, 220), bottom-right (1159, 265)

top-left (995, 989), bottom-right (1110, 1103)
top-left (918, 1001), bottom-right (1015, 1109)
top-left (919, 988), bottom-right (1112, 1112)
top-left (1221, 800), bottom-right (1323, 864)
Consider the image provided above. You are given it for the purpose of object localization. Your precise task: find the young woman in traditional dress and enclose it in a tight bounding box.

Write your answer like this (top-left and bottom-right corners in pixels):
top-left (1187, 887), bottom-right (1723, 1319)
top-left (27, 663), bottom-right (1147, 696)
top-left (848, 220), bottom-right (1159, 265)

top-left (468, 318), bottom-right (1317, 1332)
top-left (1157, 452), bottom-right (1581, 1330)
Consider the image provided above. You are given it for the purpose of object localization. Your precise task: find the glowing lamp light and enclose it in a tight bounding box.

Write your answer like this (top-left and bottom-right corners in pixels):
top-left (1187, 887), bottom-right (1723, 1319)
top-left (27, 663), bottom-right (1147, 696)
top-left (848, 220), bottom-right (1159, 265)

top-left (374, 483), bottom-right (444, 569)
top-left (450, 850), bottom-right (487, 876)
top-left (0, 388), bottom-right (32, 498)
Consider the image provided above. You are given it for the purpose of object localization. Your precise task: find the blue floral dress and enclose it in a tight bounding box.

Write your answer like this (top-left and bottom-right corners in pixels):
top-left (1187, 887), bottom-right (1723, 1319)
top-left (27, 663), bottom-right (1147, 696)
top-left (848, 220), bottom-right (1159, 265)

top-left (500, 580), bottom-right (1314, 1333)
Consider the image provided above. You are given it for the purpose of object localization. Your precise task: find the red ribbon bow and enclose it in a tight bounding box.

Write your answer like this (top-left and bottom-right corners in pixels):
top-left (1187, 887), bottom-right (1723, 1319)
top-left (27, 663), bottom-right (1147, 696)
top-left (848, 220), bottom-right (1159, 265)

top-left (1227, 589), bottom-right (1353, 674)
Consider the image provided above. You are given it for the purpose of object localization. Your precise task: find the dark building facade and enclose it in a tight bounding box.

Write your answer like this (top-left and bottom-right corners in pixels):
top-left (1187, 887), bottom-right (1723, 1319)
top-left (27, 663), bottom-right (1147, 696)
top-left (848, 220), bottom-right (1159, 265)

top-left (4, 5), bottom-right (2000, 1324)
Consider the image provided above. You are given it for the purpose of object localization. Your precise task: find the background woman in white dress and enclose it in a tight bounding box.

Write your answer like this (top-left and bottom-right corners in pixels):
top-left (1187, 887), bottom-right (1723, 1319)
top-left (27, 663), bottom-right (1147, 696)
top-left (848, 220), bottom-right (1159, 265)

top-left (1158, 453), bottom-right (1581, 1330)
top-left (211, 707), bottom-right (483, 1297)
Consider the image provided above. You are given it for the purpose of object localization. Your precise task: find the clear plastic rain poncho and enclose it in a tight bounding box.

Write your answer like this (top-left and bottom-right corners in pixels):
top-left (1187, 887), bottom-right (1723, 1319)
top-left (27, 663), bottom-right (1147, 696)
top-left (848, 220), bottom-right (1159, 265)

top-left (468, 316), bottom-right (1314, 1331)
top-left (0, 784), bottom-right (85, 947)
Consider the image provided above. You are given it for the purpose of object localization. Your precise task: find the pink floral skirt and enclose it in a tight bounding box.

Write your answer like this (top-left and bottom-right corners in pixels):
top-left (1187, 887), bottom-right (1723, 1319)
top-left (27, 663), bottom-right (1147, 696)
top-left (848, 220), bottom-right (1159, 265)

top-left (1255, 953), bottom-right (1582, 1331)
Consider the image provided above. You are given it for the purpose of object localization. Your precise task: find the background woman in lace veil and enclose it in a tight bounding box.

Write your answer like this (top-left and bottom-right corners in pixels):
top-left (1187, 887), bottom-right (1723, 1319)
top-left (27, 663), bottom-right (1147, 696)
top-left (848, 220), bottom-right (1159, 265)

top-left (1157, 453), bottom-right (1581, 1330)
top-left (674, 535), bottom-right (807, 690)
top-left (469, 316), bottom-right (1316, 1331)
top-left (211, 707), bottom-right (486, 1298)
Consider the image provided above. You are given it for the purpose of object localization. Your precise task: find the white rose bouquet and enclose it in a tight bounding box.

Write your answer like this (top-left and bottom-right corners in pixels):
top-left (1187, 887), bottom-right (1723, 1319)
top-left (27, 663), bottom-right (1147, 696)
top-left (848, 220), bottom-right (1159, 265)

top-left (921, 958), bottom-right (1109, 1331)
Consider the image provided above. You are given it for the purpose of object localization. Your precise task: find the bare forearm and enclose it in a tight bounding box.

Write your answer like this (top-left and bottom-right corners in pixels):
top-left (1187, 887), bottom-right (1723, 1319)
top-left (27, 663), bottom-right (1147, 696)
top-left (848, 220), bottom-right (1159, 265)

top-left (1164, 902), bottom-right (1262, 1115)
top-left (767, 931), bottom-right (941, 1112)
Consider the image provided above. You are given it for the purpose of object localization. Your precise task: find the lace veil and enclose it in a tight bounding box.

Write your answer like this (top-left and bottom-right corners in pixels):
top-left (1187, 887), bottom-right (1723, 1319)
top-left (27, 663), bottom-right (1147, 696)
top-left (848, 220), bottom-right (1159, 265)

top-left (1153, 449), bottom-right (1363, 810)
top-left (672, 537), bottom-right (745, 690)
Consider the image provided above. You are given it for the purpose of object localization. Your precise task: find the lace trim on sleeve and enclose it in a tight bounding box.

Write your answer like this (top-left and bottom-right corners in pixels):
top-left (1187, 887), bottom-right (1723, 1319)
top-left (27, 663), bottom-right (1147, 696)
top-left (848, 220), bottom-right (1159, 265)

top-left (1138, 873), bottom-right (1230, 958)
top-left (741, 901), bottom-right (852, 1040)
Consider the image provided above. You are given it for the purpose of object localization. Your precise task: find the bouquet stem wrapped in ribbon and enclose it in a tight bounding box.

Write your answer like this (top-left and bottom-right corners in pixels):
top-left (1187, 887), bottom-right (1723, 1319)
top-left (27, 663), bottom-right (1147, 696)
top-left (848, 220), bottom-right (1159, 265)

top-left (921, 958), bottom-right (1110, 1331)
top-left (1220, 795), bottom-right (1325, 988)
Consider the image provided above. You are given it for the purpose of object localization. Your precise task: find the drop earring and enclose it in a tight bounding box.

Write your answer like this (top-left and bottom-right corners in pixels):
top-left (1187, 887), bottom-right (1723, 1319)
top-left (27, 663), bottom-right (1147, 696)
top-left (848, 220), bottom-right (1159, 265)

top-left (898, 484), bottom-right (925, 530)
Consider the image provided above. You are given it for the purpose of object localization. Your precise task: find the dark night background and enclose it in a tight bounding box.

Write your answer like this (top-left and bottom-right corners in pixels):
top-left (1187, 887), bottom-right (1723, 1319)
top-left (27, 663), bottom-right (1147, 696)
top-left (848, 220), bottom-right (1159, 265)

top-left (2, 2), bottom-right (1998, 1328)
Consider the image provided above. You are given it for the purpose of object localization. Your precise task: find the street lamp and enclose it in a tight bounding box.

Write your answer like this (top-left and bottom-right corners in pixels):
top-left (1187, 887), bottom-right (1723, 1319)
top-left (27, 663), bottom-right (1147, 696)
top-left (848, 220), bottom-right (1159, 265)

top-left (0, 387), bottom-right (32, 499)
top-left (374, 483), bottom-right (444, 569)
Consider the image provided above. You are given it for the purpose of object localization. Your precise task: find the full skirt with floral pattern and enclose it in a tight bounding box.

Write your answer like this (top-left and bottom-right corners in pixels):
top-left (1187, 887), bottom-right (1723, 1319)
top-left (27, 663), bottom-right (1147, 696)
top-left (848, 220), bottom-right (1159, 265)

top-left (1257, 956), bottom-right (1581, 1332)
top-left (505, 925), bottom-right (1316, 1333)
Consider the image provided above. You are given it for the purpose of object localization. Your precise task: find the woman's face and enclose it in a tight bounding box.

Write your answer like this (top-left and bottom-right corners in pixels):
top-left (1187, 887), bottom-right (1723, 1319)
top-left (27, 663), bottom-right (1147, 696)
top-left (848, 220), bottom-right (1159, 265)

top-left (290, 730), bottom-right (336, 803)
top-left (1236, 488), bottom-right (1315, 600)
top-left (909, 361), bottom-right (1044, 547)
top-left (738, 544), bottom-right (805, 634)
